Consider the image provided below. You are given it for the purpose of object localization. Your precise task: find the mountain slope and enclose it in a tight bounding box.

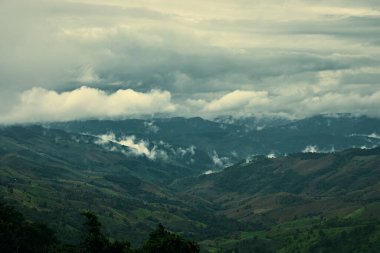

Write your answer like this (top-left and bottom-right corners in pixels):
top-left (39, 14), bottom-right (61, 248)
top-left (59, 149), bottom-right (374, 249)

top-left (1, 125), bottom-right (380, 252)
top-left (48, 114), bottom-right (380, 161)
top-left (173, 147), bottom-right (380, 223)
top-left (0, 126), bottom-right (248, 245)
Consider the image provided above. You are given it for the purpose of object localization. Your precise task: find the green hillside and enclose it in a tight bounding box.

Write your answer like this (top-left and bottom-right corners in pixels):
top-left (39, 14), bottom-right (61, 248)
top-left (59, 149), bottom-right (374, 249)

top-left (172, 148), bottom-right (380, 252)
top-left (1, 125), bottom-right (380, 252)
top-left (0, 126), bottom-right (247, 247)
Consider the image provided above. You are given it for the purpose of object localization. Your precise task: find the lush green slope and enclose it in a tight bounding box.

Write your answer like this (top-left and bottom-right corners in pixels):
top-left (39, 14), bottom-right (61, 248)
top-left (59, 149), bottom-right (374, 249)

top-left (0, 126), bottom-right (246, 246)
top-left (172, 147), bottom-right (380, 252)
top-left (173, 147), bottom-right (380, 221)
top-left (1, 125), bottom-right (380, 252)
top-left (0, 203), bottom-right (200, 253)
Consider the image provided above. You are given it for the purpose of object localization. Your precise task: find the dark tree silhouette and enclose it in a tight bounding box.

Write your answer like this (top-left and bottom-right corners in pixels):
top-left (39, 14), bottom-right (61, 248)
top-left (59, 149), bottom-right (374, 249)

top-left (138, 223), bottom-right (200, 253)
top-left (79, 211), bottom-right (131, 253)
top-left (0, 203), bottom-right (57, 253)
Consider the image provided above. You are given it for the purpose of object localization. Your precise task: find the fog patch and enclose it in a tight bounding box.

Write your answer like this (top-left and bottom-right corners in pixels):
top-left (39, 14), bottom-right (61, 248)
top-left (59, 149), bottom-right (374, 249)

top-left (368, 133), bottom-right (380, 139)
top-left (210, 151), bottom-right (231, 167)
top-left (144, 121), bottom-right (159, 133)
top-left (95, 132), bottom-right (168, 160)
top-left (303, 145), bottom-right (319, 153)
top-left (177, 145), bottom-right (196, 157)
top-left (302, 145), bottom-right (336, 153)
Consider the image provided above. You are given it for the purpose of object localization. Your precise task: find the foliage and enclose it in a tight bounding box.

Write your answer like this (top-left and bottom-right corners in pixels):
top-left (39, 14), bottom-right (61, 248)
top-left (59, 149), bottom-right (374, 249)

top-left (0, 204), bottom-right (199, 253)
top-left (0, 203), bottom-right (57, 253)
top-left (137, 224), bottom-right (199, 253)
top-left (78, 211), bottom-right (132, 253)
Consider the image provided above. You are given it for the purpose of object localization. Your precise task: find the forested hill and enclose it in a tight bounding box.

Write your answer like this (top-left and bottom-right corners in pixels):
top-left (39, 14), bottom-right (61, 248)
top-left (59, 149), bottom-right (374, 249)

top-left (0, 203), bottom-right (200, 253)
top-left (1, 125), bottom-right (380, 252)
top-left (173, 147), bottom-right (380, 222)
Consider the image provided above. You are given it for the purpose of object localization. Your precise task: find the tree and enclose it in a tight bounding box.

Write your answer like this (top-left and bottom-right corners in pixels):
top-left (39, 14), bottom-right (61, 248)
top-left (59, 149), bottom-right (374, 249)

top-left (0, 203), bottom-right (57, 253)
top-left (79, 211), bottom-right (131, 253)
top-left (138, 224), bottom-right (200, 253)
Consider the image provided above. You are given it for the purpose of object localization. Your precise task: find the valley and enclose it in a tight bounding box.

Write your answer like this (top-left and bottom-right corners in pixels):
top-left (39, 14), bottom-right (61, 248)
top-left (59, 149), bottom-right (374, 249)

top-left (1, 115), bottom-right (380, 252)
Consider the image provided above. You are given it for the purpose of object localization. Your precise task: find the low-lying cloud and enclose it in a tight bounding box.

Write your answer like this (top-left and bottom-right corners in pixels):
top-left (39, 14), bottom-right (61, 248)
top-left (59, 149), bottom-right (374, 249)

top-left (0, 87), bottom-right (175, 124)
top-left (303, 145), bottom-right (319, 153)
top-left (1, 86), bottom-right (380, 124)
top-left (302, 145), bottom-right (336, 153)
top-left (210, 150), bottom-right (231, 168)
top-left (96, 132), bottom-right (168, 160)
top-left (95, 132), bottom-right (199, 162)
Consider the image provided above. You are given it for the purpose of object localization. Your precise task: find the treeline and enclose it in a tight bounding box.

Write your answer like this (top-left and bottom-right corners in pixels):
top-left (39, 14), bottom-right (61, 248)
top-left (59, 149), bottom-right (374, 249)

top-left (0, 203), bottom-right (199, 253)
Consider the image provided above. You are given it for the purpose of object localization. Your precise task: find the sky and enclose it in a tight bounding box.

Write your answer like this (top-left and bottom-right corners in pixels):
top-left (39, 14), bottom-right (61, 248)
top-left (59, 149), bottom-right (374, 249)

top-left (0, 0), bottom-right (380, 123)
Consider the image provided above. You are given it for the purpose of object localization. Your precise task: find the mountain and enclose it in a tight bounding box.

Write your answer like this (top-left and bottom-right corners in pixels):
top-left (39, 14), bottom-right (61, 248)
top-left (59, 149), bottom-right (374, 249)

top-left (173, 147), bottom-right (380, 221)
top-left (48, 114), bottom-right (380, 163)
top-left (172, 147), bottom-right (380, 252)
top-left (1, 122), bottom-right (380, 252)
top-left (0, 125), bottom-right (247, 245)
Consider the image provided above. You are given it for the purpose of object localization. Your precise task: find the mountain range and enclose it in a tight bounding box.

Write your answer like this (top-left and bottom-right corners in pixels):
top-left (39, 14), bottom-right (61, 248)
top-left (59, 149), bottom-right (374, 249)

top-left (1, 114), bottom-right (380, 252)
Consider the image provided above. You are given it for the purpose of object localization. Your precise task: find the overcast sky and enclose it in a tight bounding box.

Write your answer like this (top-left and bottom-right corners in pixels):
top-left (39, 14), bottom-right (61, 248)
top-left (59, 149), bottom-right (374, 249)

top-left (1, 0), bottom-right (380, 123)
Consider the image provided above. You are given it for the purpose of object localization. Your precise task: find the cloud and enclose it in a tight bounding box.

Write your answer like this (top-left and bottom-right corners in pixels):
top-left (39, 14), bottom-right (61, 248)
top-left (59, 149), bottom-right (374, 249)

top-left (203, 90), bottom-right (270, 113)
top-left (303, 145), bottom-right (319, 153)
top-left (96, 132), bottom-right (168, 160)
top-left (95, 132), bottom-right (201, 162)
top-left (176, 145), bottom-right (196, 157)
top-left (184, 88), bottom-right (380, 119)
top-left (1, 0), bottom-right (380, 120)
top-left (144, 121), bottom-right (160, 133)
top-left (210, 151), bottom-right (231, 168)
top-left (2, 85), bottom-right (380, 123)
top-left (0, 87), bottom-right (175, 124)
top-left (302, 145), bottom-right (337, 153)
top-left (368, 133), bottom-right (380, 139)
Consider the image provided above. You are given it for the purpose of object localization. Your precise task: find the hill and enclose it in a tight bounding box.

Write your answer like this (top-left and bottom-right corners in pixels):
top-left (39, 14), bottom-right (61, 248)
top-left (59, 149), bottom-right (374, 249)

top-left (172, 147), bottom-right (380, 252)
top-left (1, 124), bottom-right (380, 252)
top-left (0, 126), bottom-right (247, 246)
top-left (48, 114), bottom-right (380, 163)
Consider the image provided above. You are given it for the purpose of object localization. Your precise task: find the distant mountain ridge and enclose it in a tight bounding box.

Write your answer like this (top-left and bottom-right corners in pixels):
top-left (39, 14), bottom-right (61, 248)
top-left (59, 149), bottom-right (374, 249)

top-left (172, 147), bottom-right (380, 221)
top-left (48, 114), bottom-right (380, 160)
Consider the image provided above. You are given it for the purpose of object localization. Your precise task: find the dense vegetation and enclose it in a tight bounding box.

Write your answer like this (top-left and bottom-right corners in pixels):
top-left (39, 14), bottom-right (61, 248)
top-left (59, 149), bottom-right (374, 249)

top-left (1, 124), bottom-right (380, 252)
top-left (2, 202), bottom-right (380, 252)
top-left (0, 203), bottom-right (199, 253)
top-left (0, 203), bottom-right (57, 253)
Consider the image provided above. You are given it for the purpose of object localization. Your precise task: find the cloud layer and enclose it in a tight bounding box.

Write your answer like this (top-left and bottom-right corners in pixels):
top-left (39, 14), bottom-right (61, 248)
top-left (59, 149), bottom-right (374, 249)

top-left (0, 87), bottom-right (175, 123)
top-left (1, 85), bottom-right (380, 123)
top-left (0, 0), bottom-right (380, 122)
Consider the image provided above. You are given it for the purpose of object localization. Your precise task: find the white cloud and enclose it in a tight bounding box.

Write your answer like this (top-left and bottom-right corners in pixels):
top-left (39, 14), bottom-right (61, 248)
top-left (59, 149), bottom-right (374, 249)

top-left (176, 145), bottom-right (196, 157)
top-left (303, 145), bottom-right (319, 153)
top-left (368, 133), bottom-right (380, 139)
top-left (1, 0), bottom-right (380, 121)
top-left (186, 89), bottom-right (380, 119)
top-left (96, 132), bottom-right (168, 160)
top-left (203, 90), bottom-right (270, 113)
top-left (2, 86), bottom-right (380, 124)
top-left (210, 150), bottom-right (230, 168)
top-left (0, 86), bottom-right (175, 124)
